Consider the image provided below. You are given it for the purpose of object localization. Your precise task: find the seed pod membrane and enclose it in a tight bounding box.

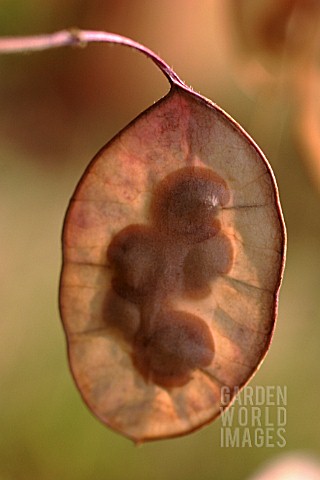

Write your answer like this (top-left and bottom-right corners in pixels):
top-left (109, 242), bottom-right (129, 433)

top-left (60, 83), bottom-right (285, 442)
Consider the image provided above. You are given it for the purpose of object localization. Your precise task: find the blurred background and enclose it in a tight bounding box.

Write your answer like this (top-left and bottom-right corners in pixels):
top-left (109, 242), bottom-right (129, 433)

top-left (1, 1), bottom-right (320, 479)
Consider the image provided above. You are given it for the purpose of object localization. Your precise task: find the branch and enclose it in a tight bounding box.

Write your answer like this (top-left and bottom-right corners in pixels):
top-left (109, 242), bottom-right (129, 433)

top-left (0, 28), bottom-right (185, 87)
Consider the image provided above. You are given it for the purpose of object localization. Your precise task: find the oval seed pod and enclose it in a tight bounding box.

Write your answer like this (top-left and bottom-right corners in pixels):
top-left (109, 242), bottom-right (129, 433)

top-left (59, 35), bottom-right (286, 443)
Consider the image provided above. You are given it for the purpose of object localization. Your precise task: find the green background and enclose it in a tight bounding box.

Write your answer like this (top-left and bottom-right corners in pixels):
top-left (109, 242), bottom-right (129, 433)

top-left (1, 1), bottom-right (320, 479)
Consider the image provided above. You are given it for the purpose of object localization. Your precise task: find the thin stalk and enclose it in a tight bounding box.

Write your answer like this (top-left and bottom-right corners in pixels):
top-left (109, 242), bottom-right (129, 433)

top-left (0, 28), bottom-right (186, 88)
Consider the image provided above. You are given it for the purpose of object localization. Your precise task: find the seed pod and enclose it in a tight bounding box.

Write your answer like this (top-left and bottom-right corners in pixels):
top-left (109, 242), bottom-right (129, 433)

top-left (59, 39), bottom-right (286, 443)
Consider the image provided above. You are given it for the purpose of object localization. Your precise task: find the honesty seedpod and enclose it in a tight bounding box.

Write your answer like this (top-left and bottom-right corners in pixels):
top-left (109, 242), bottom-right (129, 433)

top-left (59, 34), bottom-right (286, 442)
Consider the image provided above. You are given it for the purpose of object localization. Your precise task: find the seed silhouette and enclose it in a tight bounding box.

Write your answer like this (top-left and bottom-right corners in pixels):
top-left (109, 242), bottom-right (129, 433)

top-left (106, 166), bottom-right (232, 388)
top-left (133, 309), bottom-right (215, 389)
top-left (151, 166), bottom-right (229, 242)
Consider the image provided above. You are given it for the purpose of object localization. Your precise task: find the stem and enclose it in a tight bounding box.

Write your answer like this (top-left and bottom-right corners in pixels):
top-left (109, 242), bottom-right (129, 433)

top-left (0, 28), bottom-right (185, 87)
